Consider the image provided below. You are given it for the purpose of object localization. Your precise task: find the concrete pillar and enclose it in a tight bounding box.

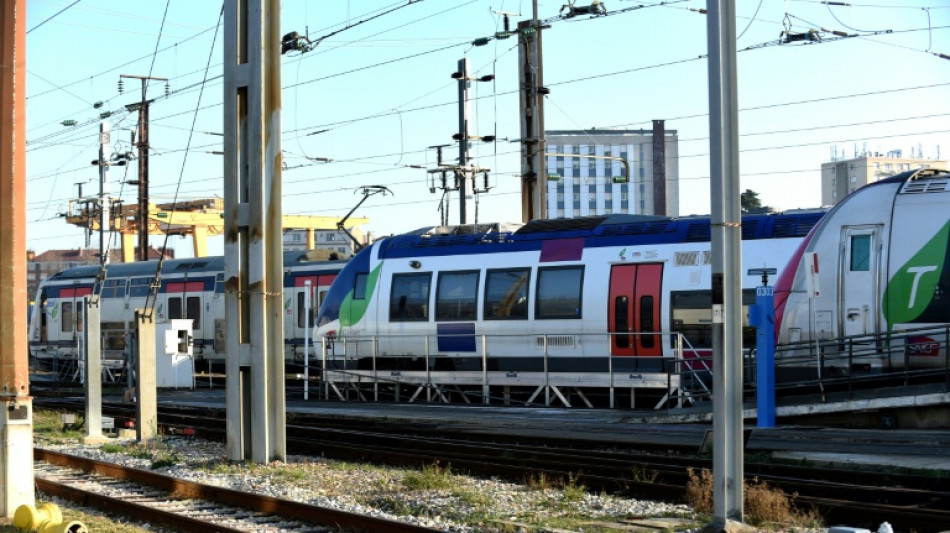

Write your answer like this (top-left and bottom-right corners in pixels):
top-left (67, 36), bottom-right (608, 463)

top-left (134, 309), bottom-right (157, 443)
top-left (83, 297), bottom-right (107, 444)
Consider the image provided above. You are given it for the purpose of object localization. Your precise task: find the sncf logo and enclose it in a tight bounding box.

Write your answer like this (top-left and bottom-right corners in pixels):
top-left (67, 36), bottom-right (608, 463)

top-left (907, 336), bottom-right (941, 357)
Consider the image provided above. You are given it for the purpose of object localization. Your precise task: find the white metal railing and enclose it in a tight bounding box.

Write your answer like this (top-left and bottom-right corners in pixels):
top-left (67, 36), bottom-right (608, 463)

top-left (316, 331), bottom-right (703, 408)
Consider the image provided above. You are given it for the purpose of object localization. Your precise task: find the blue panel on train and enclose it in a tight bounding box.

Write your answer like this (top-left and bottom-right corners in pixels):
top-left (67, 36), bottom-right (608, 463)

top-left (437, 323), bottom-right (476, 352)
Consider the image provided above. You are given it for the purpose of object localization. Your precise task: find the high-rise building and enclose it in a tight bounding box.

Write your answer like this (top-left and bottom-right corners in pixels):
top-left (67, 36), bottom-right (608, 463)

top-left (545, 126), bottom-right (679, 219)
top-left (821, 150), bottom-right (947, 206)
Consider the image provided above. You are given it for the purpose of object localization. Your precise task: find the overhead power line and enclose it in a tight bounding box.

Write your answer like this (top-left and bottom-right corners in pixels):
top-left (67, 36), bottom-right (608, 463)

top-left (27, 0), bottom-right (83, 34)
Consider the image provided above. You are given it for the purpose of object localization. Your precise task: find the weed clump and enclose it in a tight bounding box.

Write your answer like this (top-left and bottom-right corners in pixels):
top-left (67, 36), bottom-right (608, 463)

top-left (685, 468), bottom-right (822, 529)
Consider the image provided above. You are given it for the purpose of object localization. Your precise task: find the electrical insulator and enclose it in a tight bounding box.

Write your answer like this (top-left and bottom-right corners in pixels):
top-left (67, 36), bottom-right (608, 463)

top-left (61, 120), bottom-right (77, 127)
top-left (118, 79), bottom-right (124, 93)
top-left (165, 81), bottom-right (170, 96)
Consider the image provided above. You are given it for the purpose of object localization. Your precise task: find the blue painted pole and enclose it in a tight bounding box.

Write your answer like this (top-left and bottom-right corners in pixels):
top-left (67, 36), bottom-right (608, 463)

top-left (751, 285), bottom-right (776, 427)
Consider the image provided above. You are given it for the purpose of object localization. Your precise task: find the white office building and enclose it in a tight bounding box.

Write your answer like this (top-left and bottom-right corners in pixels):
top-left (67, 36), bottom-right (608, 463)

top-left (545, 126), bottom-right (679, 219)
top-left (820, 149), bottom-right (947, 206)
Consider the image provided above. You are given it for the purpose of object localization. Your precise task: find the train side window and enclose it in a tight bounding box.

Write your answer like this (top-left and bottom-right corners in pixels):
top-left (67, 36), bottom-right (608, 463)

top-left (319, 289), bottom-right (328, 308)
top-left (169, 297), bottom-right (183, 320)
top-left (850, 235), bottom-right (871, 271)
top-left (61, 302), bottom-right (73, 333)
top-left (614, 296), bottom-right (630, 348)
top-left (640, 295), bottom-right (655, 348)
top-left (670, 290), bottom-right (756, 349)
top-left (436, 270), bottom-right (479, 321)
top-left (390, 273), bottom-right (431, 322)
top-left (297, 292), bottom-right (316, 328)
top-left (536, 266), bottom-right (583, 319)
top-left (484, 268), bottom-right (530, 320)
top-left (354, 273), bottom-right (368, 300)
top-left (186, 296), bottom-right (201, 328)
top-left (215, 273), bottom-right (225, 294)
top-left (101, 279), bottom-right (127, 298)
top-left (129, 278), bottom-right (151, 298)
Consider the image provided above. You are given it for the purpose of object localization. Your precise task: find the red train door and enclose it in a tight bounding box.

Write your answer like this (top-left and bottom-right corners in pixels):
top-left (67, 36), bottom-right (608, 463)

top-left (608, 263), bottom-right (663, 356)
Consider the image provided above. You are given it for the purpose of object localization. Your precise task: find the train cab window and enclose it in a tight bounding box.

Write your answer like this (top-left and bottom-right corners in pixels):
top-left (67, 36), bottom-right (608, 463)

top-left (850, 235), bottom-right (871, 271)
top-left (484, 268), bottom-right (530, 320)
top-left (129, 278), bottom-right (151, 298)
top-left (536, 266), bottom-right (584, 319)
top-left (354, 273), bottom-right (368, 300)
top-left (101, 279), bottom-right (127, 298)
top-left (390, 273), bottom-right (431, 322)
top-left (436, 271), bottom-right (479, 321)
top-left (61, 302), bottom-right (73, 333)
top-left (215, 273), bottom-right (225, 294)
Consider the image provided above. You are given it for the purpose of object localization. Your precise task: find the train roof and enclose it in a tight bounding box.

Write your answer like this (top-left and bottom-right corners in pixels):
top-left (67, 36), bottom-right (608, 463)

top-left (43, 250), bottom-right (346, 283)
top-left (376, 210), bottom-right (829, 259)
top-left (866, 167), bottom-right (949, 191)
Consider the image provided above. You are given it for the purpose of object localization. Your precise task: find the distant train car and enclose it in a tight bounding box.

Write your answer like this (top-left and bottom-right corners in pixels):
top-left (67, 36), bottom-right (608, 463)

top-left (28, 250), bottom-right (345, 372)
top-left (775, 167), bottom-right (950, 375)
top-left (315, 211), bottom-right (826, 373)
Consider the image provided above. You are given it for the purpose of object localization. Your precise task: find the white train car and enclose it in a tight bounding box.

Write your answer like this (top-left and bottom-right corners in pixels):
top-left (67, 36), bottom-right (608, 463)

top-left (316, 211), bottom-right (826, 374)
top-left (29, 250), bottom-right (345, 375)
top-left (774, 167), bottom-right (950, 375)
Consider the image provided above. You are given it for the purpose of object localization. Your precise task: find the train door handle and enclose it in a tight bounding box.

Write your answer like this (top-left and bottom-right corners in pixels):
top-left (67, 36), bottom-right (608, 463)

top-left (847, 308), bottom-right (860, 321)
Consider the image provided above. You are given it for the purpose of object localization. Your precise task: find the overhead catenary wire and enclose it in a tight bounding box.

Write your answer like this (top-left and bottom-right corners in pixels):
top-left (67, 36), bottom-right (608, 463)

top-left (144, 5), bottom-right (222, 316)
top-left (24, 2), bottom-right (950, 249)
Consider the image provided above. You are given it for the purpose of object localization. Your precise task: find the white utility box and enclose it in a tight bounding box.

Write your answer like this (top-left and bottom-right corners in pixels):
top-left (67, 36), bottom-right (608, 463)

top-left (156, 319), bottom-right (195, 389)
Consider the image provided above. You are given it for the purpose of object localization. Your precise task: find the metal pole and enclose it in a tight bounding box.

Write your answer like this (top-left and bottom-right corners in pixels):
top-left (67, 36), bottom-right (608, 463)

top-left (121, 74), bottom-right (167, 261)
top-left (304, 280), bottom-right (311, 400)
top-left (99, 122), bottom-right (111, 265)
top-left (137, 95), bottom-right (149, 261)
top-left (517, 15), bottom-right (546, 222)
top-left (457, 58), bottom-right (473, 225)
top-left (707, 0), bottom-right (745, 527)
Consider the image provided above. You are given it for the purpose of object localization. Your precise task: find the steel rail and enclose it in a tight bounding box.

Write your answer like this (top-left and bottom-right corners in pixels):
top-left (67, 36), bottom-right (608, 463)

top-left (35, 448), bottom-right (444, 533)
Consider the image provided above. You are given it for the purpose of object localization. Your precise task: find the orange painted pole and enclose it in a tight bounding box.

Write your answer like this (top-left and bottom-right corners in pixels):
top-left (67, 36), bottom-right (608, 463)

top-left (0, 0), bottom-right (35, 518)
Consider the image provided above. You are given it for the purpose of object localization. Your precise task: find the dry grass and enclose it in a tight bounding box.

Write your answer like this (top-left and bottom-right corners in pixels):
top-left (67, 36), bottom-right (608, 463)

top-left (686, 468), bottom-right (822, 529)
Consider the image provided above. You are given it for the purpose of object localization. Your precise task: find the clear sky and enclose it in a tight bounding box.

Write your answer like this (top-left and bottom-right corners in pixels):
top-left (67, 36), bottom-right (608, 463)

top-left (24, 0), bottom-right (950, 259)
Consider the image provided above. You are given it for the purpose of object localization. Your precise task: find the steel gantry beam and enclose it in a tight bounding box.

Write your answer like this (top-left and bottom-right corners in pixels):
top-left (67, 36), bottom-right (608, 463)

top-left (64, 198), bottom-right (367, 261)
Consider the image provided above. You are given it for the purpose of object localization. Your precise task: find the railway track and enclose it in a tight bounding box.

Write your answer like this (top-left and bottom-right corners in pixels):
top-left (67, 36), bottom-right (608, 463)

top-left (36, 398), bottom-right (950, 531)
top-left (35, 448), bottom-right (443, 533)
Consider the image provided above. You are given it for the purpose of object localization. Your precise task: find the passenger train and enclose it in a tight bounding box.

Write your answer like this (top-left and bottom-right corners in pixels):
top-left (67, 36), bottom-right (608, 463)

top-left (314, 210), bottom-right (827, 373)
top-left (775, 167), bottom-right (950, 375)
top-left (28, 250), bottom-right (345, 373)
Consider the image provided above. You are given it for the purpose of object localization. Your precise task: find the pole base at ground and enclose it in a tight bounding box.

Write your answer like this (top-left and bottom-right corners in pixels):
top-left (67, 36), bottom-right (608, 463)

top-left (701, 518), bottom-right (755, 533)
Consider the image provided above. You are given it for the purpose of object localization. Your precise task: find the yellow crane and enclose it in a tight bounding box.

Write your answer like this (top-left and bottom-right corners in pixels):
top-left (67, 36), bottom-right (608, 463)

top-left (64, 197), bottom-right (368, 262)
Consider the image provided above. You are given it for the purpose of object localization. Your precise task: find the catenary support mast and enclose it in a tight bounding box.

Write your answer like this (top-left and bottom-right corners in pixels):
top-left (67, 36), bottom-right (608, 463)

top-left (706, 0), bottom-right (746, 528)
top-left (223, 0), bottom-right (286, 463)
